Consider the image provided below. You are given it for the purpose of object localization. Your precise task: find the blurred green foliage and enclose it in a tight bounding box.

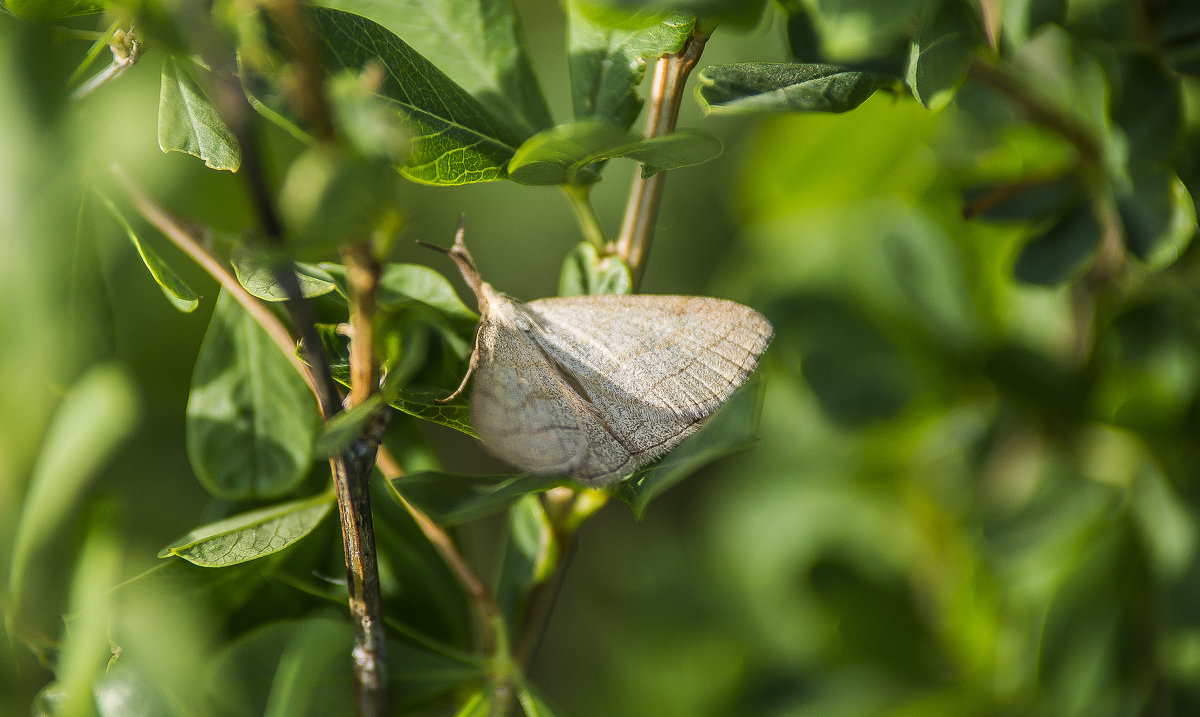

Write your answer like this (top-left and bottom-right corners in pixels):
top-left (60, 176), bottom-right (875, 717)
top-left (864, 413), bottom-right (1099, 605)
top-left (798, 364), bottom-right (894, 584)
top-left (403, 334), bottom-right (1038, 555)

top-left (3, 0), bottom-right (1200, 715)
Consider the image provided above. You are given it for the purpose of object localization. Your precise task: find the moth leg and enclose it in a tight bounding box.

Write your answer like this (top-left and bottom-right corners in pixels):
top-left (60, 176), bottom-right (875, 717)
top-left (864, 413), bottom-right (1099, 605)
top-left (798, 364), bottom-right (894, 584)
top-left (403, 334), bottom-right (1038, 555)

top-left (437, 320), bottom-right (483, 404)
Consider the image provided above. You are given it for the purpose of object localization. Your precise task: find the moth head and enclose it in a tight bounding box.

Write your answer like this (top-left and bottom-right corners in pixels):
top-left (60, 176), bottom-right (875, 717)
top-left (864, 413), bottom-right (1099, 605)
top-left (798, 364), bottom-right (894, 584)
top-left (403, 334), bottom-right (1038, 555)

top-left (419, 215), bottom-right (492, 312)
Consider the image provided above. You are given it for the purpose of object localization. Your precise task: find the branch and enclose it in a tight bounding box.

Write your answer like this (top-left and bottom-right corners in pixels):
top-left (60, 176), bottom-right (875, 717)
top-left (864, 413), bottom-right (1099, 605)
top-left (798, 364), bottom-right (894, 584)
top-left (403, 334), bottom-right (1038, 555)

top-left (615, 28), bottom-right (710, 289)
top-left (176, 0), bottom-right (389, 711)
top-left (110, 166), bottom-right (319, 401)
top-left (374, 448), bottom-right (503, 655)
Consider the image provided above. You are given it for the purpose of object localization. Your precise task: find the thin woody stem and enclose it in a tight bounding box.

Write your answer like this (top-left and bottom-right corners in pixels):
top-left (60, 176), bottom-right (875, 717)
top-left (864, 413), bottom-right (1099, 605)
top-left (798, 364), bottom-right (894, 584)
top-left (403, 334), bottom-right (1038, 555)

top-left (110, 166), bottom-right (319, 401)
top-left (177, 0), bottom-right (389, 711)
top-left (375, 447), bottom-right (505, 657)
top-left (615, 28), bottom-right (710, 290)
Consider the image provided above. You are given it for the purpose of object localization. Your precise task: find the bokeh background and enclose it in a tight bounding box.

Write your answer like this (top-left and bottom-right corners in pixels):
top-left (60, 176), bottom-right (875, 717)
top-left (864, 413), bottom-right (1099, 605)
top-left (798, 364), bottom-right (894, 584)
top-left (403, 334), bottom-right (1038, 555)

top-left (5, 2), bottom-right (1200, 716)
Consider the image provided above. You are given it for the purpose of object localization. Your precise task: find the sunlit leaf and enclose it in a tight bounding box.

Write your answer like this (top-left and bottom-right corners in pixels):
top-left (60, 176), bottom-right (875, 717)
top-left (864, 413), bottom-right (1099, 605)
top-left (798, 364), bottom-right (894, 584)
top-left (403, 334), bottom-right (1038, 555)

top-left (158, 493), bottom-right (334, 567)
top-left (232, 247), bottom-right (337, 302)
top-left (186, 290), bottom-right (318, 499)
top-left (157, 56), bottom-right (240, 171)
top-left (697, 62), bottom-right (883, 115)
top-left (306, 7), bottom-right (527, 184)
top-left (314, 0), bottom-right (552, 138)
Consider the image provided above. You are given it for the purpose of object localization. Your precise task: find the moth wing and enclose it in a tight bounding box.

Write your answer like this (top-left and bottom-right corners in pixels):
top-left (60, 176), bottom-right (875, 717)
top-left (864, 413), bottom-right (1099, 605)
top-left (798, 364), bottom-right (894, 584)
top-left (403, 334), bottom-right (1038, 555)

top-left (523, 295), bottom-right (773, 479)
top-left (468, 316), bottom-right (634, 479)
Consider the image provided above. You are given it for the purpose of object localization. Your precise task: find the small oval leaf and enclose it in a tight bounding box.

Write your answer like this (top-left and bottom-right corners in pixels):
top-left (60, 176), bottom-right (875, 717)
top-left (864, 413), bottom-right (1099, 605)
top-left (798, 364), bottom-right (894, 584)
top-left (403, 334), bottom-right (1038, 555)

top-left (1013, 201), bottom-right (1103, 285)
top-left (186, 290), bottom-right (318, 499)
top-left (158, 493), bottom-right (335, 567)
top-left (157, 57), bottom-right (241, 171)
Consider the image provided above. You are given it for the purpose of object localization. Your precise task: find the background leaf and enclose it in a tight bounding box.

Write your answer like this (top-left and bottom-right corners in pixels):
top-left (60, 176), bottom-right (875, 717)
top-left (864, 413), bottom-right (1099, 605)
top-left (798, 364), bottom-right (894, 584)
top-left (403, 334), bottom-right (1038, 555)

top-left (496, 495), bottom-right (558, 631)
top-left (7, 365), bottom-right (137, 621)
top-left (906, 0), bottom-right (983, 110)
top-left (506, 121), bottom-right (721, 185)
top-left (186, 289), bottom-right (318, 499)
top-left (321, 261), bottom-right (478, 320)
top-left (232, 248), bottom-right (337, 302)
top-left (157, 57), bottom-right (241, 171)
top-left (1013, 202), bottom-right (1103, 285)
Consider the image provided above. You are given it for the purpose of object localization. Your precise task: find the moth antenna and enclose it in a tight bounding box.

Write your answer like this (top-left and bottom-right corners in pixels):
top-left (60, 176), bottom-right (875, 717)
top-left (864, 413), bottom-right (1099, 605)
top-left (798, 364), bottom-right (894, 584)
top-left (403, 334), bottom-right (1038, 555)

top-left (418, 215), bottom-right (487, 306)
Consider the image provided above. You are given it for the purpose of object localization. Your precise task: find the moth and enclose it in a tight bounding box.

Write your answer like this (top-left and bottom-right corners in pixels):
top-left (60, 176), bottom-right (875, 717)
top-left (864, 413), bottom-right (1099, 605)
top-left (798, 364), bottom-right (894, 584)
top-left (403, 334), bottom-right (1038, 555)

top-left (430, 220), bottom-right (773, 486)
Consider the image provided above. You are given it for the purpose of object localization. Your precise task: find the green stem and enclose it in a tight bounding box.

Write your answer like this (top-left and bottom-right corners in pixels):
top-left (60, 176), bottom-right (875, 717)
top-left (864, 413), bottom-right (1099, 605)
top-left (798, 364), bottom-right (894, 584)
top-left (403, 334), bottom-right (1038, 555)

top-left (562, 184), bottom-right (607, 252)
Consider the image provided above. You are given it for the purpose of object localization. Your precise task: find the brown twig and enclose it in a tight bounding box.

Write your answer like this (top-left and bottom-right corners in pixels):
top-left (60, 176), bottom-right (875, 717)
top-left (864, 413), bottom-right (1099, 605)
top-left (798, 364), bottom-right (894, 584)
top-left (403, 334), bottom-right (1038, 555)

top-left (615, 28), bottom-right (710, 290)
top-left (176, 0), bottom-right (389, 711)
top-left (374, 447), bottom-right (505, 663)
top-left (110, 166), bottom-right (320, 400)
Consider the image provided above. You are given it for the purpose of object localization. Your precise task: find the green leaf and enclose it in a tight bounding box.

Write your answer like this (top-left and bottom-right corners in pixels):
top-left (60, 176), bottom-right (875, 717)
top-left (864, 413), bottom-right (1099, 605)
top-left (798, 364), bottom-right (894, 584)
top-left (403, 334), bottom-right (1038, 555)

top-left (906, 0), bottom-right (984, 110)
top-left (558, 242), bottom-right (632, 296)
top-left (567, 2), bottom-right (695, 127)
top-left (98, 192), bottom-right (199, 313)
top-left (780, 0), bottom-right (821, 61)
top-left (515, 678), bottom-right (562, 717)
top-left (157, 57), bottom-right (241, 171)
top-left (507, 121), bottom-right (721, 185)
top-left (624, 131), bottom-right (723, 176)
top-left (232, 247), bottom-right (337, 302)
top-left (387, 471), bottom-right (566, 526)
top-left (618, 378), bottom-right (765, 518)
top-left (277, 146), bottom-right (399, 253)
top-left (454, 691), bottom-right (491, 717)
top-left (8, 364), bottom-right (137, 620)
top-left (697, 62), bottom-right (883, 115)
top-left (306, 7), bottom-right (527, 184)
top-left (1000, 0), bottom-right (1066, 50)
top-left (157, 493), bottom-right (334, 567)
top-left (1120, 172), bottom-right (1197, 269)
top-left (313, 395), bottom-right (386, 457)
top-left (321, 261), bottom-right (478, 320)
top-left (1013, 201), bottom-right (1103, 285)
top-left (808, 0), bottom-right (926, 61)
top-left (315, 0), bottom-right (553, 139)
top-left (186, 289), bottom-right (318, 499)
top-left (574, 0), bottom-right (764, 28)
top-left (52, 508), bottom-right (122, 717)
top-left (4, 0), bottom-right (105, 19)
top-left (777, 294), bottom-right (918, 427)
top-left (496, 495), bottom-right (558, 630)
top-left (1110, 51), bottom-right (1183, 167)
